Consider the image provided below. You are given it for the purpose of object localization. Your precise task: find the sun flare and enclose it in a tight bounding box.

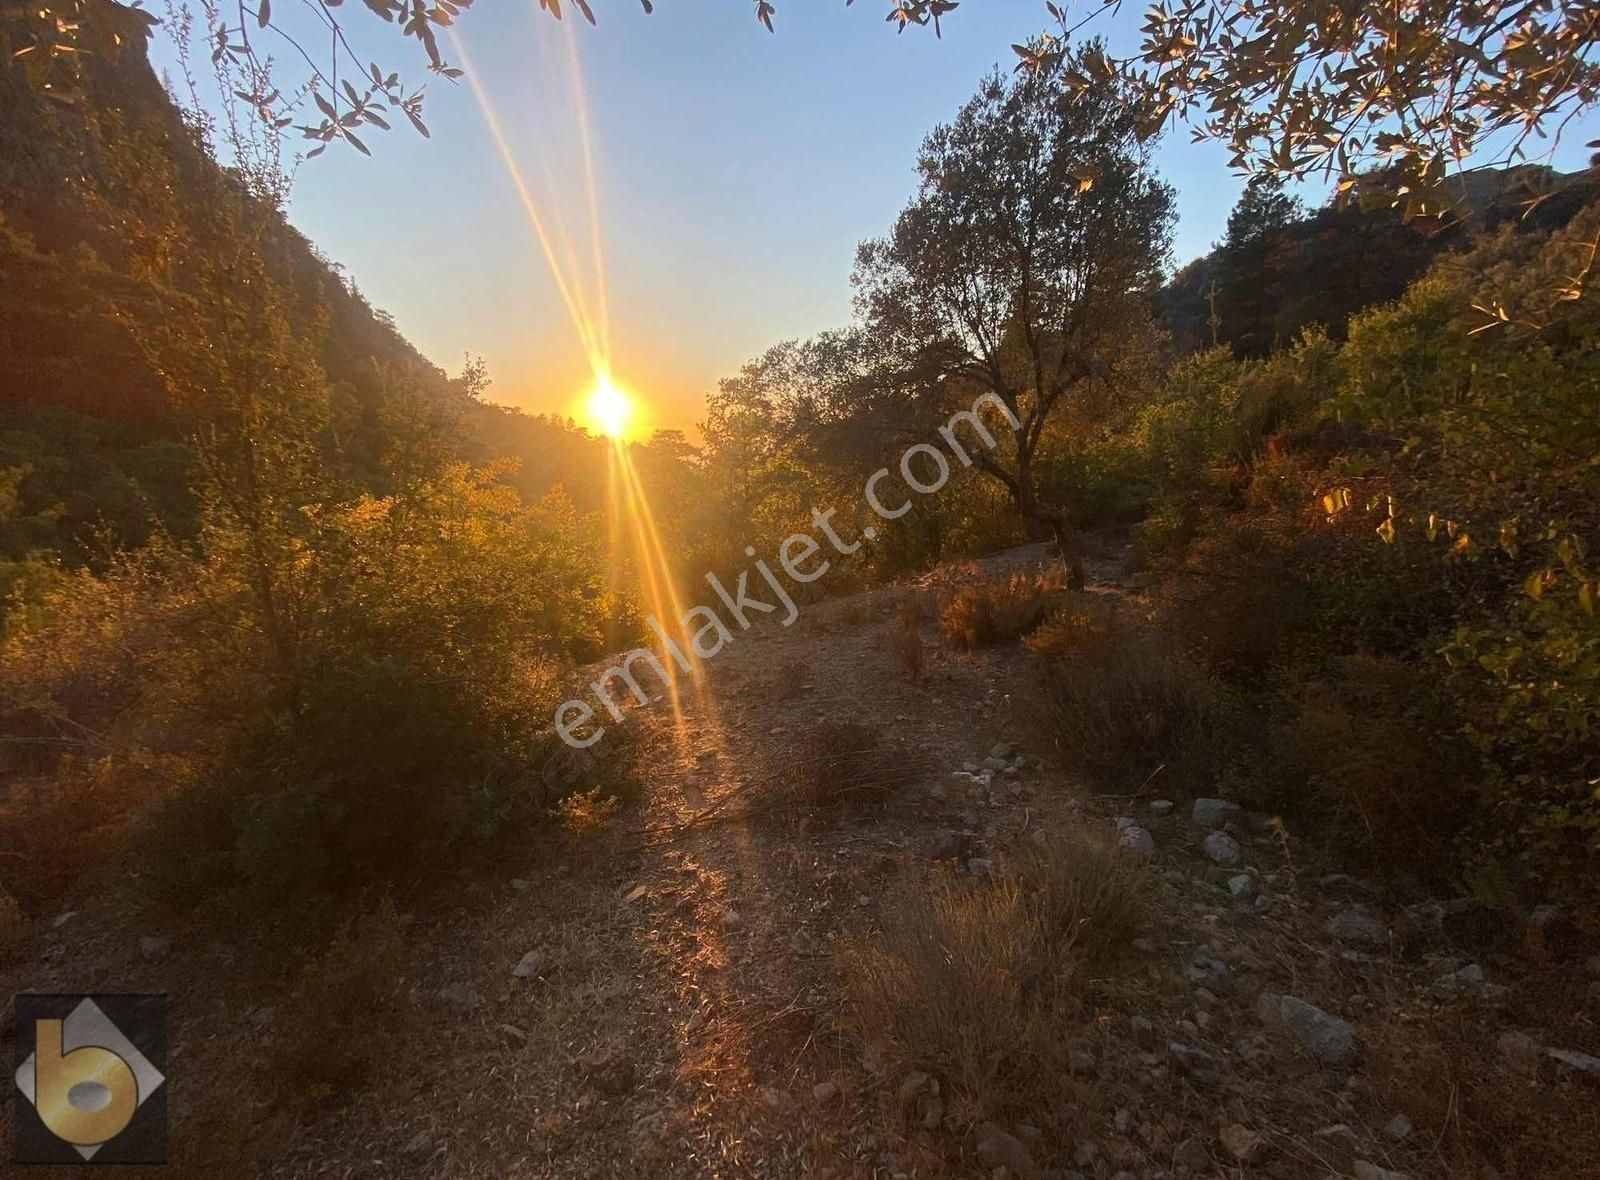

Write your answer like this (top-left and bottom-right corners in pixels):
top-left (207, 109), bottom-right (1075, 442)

top-left (585, 374), bottom-right (634, 440)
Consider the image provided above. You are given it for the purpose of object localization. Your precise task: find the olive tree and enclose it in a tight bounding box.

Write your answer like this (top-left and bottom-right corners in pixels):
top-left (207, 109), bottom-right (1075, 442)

top-left (852, 46), bottom-right (1175, 578)
top-left (1020, 1), bottom-right (1600, 218)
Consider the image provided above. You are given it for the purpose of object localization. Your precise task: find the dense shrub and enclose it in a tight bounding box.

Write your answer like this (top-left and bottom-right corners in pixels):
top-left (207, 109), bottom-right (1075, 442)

top-left (0, 463), bottom-right (620, 924)
top-left (1030, 626), bottom-right (1223, 796)
top-left (1114, 201), bottom-right (1600, 902)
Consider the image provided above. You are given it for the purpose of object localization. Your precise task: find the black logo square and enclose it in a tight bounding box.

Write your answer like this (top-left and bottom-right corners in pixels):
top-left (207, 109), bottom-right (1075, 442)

top-left (11, 994), bottom-right (167, 1165)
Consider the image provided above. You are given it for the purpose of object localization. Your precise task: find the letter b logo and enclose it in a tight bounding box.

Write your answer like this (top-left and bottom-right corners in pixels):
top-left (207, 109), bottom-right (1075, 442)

top-left (13, 994), bottom-right (167, 1164)
top-left (34, 1018), bottom-right (139, 1147)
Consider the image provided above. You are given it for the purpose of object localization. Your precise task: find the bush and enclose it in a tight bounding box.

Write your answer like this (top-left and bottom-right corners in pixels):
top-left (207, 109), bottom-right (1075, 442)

top-left (939, 572), bottom-right (1064, 650)
top-left (269, 898), bottom-right (409, 1107)
top-left (838, 830), bottom-right (1147, 1121)
top-left (140, 646), bottom-right (557, 913)
top-left (1243, 656), bottom-right (1480, 872)
top-left (1030, 627), bottom-right (1222, 796)
top-left (0, 463), bottom-right (614, 926)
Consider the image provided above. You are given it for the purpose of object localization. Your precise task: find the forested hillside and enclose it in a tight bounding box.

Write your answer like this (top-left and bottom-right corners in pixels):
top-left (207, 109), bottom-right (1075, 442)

top-left (0, 26), bottom-right (630, 569)
top-left (1158, 166), bottom-right (1600, 357)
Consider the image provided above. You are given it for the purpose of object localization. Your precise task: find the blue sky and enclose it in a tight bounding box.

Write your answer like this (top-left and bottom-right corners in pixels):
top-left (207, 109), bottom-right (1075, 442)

top-left (152, 1), bottom-right (1600, 433)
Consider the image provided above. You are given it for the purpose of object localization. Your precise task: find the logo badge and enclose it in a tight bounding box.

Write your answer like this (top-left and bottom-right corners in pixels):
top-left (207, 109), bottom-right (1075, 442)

top-left (12, 994), bottom-right (167, 1164)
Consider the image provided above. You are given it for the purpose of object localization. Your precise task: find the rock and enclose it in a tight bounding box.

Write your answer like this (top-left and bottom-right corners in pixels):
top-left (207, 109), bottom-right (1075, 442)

top-left (1233, 1033), bottom-right (1272, 1063)
top-left (1227, 873), bottom-right (1257, 901)
top-left (1203, 831), bottom-right (1243, 866)
top-left (1547, 1047), bottom-right (1600, 1080)
top-left (1192, 798), bottom-right (1245, 830)
top-left (510, 878), bottom-right (531, 891)
top-left (1384, 1114), bottom-right (1412, 1142)
top-left (1431, 962), bottom-right (1506, 1001)
top-left (1319, 873), bottom-right (1371, 895)
top-left (1353, 1162), bottom-right (1411, 1180)
top-left (1168, 1040), bottom-right (1222, 1085)
top-left (812, 1080), bottom-right (839, 1103)
top-left (1149, 799), bottom-right (1175, 817)
top-left (1219, 1123), bottom-right (1265, 1163)
top-left (511, 950), bottom-right (547, 979)
top-left (895, 1070), bottom-right (930, 1111)
top-left (1117, 822), bottom-right (1156, 862)
top-left (623, 884), bottom-right (648, 904)
top-left (928, 830), bottom-right (977, 860)
top-left (982, 756), bottom-right (1009, 772)
top-left (1498, 1031), bottom-right (1543, 1072)
top-left (1262, 993), bottom-right (1357, 1067)
top-left (1174, 1137), bottom-right (1210, 1171)
top-left (1525, 904), bottom-right (1575, 959)
top-left (1069, 1049), bottom-right (1097, 1074)
top-left (975, 1124), bottom-right (1041, 1180)
top-left (1185, 947), bottom-right (1234, 995)
top-left (51, 911), bottom-right (75, 929)
top-left (138, 935), bottom-right (171, 962)
top-left (1325, 905), bottom-right (1389, 950)
top-left (989, 740), bottom-right (1016, 760)
top-left (758, 1086), bottom-right (794, 1114)
top-left (1401, 897), bottom-right (1515, 956)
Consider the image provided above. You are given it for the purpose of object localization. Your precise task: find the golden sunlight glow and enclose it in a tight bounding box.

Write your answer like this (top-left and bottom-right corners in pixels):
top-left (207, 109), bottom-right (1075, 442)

top-left (586, 374), bottom-right (635, 440)
top-left (452, 19), bottom-right (702, 749)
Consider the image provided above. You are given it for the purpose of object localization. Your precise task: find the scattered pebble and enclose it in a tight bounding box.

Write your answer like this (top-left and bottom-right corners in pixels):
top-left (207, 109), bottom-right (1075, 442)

top-left (1219, 1122), bottom-right (1264, 1163)
top-left (1203, 831), bottom-right (1243, 866)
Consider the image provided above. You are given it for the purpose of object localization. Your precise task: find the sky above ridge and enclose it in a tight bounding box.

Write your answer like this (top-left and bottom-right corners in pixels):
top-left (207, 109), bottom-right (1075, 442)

top-left (150, 1), bottom-right (1600, 436)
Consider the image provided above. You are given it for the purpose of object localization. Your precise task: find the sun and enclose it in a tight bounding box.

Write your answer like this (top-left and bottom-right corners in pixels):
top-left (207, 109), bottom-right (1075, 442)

top-left (585, 373), bottom-right (635, 440)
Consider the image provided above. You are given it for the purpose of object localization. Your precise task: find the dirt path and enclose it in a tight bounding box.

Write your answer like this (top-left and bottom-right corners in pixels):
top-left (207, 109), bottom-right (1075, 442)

top-left (267, 544), bottom-right (1081, 1178)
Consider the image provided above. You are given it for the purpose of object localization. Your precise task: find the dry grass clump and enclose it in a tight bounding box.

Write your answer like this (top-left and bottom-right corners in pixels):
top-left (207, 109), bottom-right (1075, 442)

top-left (939, 572), bottom-right (1065, 650)
top-left (837, 830), bottom-right (1148, 1121)
top-left (888, 603), bottom-right (926, 682)
top-left (1022, 598), bottom-right (1117, 660)
top-left (270, 897), bottom-right (410, 1107)
top-left (1362, 1003), bottom-right (1600, 1178)
top-left (789, 720), bottom-right (928, 812)
top-left (1030, 626), bottom-right (1221, 795)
